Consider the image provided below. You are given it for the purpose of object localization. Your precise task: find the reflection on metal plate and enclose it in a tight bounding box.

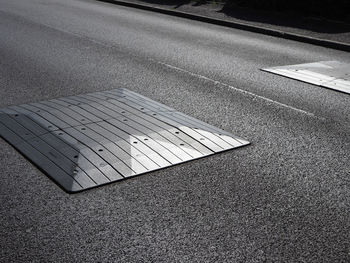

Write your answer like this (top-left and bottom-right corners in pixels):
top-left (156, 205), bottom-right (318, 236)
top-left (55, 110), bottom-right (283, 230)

top-left (0, 88), bottom-right (250, 193)
top-left (262, 61), bottom-right (350, 94)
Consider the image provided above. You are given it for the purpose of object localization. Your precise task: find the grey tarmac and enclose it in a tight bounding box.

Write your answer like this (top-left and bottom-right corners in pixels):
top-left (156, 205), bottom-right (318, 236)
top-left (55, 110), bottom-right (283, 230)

top-left (0, 0), bottom-right (349, 262)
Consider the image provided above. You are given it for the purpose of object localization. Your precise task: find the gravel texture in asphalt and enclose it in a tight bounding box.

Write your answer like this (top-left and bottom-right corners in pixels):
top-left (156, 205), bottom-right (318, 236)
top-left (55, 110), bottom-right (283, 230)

top-left (0, 0), bottom-right (349, 262)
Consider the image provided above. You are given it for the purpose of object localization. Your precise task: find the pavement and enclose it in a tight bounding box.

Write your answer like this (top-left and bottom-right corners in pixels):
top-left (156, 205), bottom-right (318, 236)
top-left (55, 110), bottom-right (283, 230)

top-left (0, 0), bottom-right (349, 262)
top-left (101, 0), bottom-right (350, 51)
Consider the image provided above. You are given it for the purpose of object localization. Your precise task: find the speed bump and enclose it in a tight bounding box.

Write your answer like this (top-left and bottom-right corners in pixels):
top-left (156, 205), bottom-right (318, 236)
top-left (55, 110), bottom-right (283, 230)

top-left (0, 88), bottom-right (249, 193)
top-left (262, 61), bottom-right (350, 94)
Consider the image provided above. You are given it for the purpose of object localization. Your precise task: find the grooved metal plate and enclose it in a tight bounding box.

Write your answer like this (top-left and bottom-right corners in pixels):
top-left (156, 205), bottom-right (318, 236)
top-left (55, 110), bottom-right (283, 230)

top-left (0, 88), bottom-right (250, 193)
top-left (262, 61), bottom-right (350, 94)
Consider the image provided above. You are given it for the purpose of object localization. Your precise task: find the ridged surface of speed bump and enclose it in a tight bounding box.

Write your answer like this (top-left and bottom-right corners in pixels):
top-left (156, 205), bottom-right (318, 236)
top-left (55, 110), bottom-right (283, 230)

top-left (0, 88), bottom-right (250, 193)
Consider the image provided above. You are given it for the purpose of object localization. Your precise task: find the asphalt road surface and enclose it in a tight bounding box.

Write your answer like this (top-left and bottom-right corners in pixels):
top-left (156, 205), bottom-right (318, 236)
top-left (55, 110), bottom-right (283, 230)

top-left (0, 0), bottom-right (349, 262)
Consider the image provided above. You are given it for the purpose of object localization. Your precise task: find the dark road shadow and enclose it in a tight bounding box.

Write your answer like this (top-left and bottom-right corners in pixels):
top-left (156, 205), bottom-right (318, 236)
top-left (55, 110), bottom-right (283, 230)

top-left (99, 0), bottom-right (350, 34)
top-left (219, 2), bottom-right (350, 34)
top-left (100, 0), bottom-right (350, 34)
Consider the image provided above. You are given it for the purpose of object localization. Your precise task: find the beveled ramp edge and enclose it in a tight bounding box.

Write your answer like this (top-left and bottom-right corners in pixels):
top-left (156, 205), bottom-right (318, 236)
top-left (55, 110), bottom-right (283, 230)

top-left (262, 61), bottom-right (350, 95)
top-left (0, 88), bottom-right (250, 193)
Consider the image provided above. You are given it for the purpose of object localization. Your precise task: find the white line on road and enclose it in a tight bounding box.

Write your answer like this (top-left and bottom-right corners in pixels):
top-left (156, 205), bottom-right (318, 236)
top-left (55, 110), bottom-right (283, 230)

top-left (0, 9), bottom-right (325, 121)
top-left (154, 60), bottom-right (325, 120)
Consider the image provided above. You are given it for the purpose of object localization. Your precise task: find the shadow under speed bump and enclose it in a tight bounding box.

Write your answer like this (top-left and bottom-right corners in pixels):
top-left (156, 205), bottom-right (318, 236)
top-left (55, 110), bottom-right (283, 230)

top-left (0, 88), bottom-right (250, 193)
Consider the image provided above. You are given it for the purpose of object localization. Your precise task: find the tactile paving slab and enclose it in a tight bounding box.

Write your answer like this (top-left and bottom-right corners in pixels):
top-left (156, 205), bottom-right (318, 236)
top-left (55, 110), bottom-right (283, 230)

top-left (0, 88), bottom-right (250, 193)
top-left (262, 61), bottom-right (350, 94)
